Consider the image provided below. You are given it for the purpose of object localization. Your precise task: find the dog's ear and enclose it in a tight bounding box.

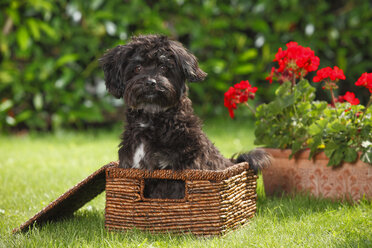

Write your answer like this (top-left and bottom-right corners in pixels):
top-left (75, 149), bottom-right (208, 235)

top-left (99, 45), bottom-right (132, 98)
top-left (169, 41), bottom-right (207, 82)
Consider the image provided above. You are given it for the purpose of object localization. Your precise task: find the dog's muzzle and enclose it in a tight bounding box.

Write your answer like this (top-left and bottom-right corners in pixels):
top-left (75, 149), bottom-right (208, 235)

top-left (147, 78), bottom-right (157, 87)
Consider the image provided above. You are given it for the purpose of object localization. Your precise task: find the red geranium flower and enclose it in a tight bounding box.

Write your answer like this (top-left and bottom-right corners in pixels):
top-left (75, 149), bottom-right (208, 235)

top-left (335, 95), bottom-right (345, 103)
top-left (224, 80), bottom-right (257, 118)
top-left (270, 42), bottom-right (319, 82)
top-left (234, 80), bottom-right (257, 102)
top-left (313, 66), bottom-right (346, 83)
top-left (342, 92), bottom-right (360, 105)
top-left (265, 67), bottom-right (276, 84)
top-left (355, 72), bottom-right (372, 93)
top-left (224, 87), bottom-right (238, 118)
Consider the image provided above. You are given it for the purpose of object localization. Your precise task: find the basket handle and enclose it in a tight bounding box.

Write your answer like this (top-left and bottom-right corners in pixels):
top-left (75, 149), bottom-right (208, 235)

top-left (140, 178), bottom-right (188, 202)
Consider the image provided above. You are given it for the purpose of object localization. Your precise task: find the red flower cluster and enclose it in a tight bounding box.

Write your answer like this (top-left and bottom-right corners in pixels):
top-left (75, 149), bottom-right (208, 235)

top-left (224, 80), bottom-right (257, 118)
top-left (337, 92), bottom-right (360, 106)
top-left (355, 72), bottom-right (372, 93)
top-left (225, 42), bottom-right (371, 120)
top-left (313, 66), bottom-right (346, 83)
top-left (266, 42), bottom-right (320, 83)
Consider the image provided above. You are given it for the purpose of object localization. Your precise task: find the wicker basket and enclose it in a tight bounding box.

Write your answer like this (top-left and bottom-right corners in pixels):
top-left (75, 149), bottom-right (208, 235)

top-left (105, 162), bottom-right (257, 235)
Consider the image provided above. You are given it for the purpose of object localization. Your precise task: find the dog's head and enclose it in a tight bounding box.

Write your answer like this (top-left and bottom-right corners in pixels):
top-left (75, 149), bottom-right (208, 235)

top-left (99, 35), bottom-right (207, 113)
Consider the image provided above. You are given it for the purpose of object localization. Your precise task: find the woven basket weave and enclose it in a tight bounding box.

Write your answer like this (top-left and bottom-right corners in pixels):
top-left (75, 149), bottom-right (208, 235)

top-left (13, 162), bottom-right (117, 233)
top-left (105, 162), bottom-right (257, 235)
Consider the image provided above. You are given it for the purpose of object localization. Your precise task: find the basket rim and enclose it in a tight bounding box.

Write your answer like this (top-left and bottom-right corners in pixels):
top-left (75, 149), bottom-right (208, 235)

top-left (106, 162), bottom-right (252, 181)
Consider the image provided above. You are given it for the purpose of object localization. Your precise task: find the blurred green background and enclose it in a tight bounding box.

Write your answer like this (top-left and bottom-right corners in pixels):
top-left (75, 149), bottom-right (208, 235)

top-left (1, 0), bottom-right (371, 132)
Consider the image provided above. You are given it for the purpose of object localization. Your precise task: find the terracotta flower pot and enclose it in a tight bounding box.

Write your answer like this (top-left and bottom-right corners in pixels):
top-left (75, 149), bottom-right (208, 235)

top-left (262, 148), bottom-right (372, 201)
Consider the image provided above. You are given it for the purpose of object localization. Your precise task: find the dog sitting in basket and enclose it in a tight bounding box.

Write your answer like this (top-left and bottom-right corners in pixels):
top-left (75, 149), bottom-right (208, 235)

top-left (99, 34), bottom-right (271, 199)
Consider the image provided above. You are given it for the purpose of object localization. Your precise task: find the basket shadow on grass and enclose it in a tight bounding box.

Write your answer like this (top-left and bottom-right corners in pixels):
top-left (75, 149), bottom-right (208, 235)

top-left (24, 209), bottom-right (200, 246)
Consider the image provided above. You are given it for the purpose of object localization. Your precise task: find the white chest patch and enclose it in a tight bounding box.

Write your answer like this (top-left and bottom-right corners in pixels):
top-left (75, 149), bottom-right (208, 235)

top-left (132, 143), bottom-right (145, 169)
top-left (139, 122), bottom-right (149, 128)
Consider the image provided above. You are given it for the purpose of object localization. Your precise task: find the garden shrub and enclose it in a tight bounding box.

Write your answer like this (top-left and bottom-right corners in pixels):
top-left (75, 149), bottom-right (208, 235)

top-left (0, 0), bottom-right (371, 131)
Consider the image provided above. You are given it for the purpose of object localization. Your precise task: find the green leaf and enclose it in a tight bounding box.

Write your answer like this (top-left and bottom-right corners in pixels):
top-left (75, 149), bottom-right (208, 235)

top-left (56, 54), bottom-right (79, 68)
top-left (290, 141), bottom-right (303, 158)
top-left (330, 121), bottom-right (347, 132)
top-left (234, 64), bottom-right (255, 74)
top-left (33, 94), bottom-right (43, 111)
top-left (208, 59), bottom-right (226, 74)
top-left (344, 148), bottom-right (358, 163)
top-left (29, 0), bottom-right (53, 11)
top-left (238, 49), bottom-right (258, 61)
top-left (91, 0), bottom-right (105, 10)
top-left (16, 27), bottom-right (30, 50)
top-left (308, 119), bottom-right (327, 136)
top-left (308, 135), bottom-right (322, 159)
top-left (327, 150), bottom-right (344, 166)
top-left (266, 101), bottom-right (282, 115)
top-left (361, 148), bottom-right (372, 164)
top-left (0, 71), bottom-right (13, 84)
top-left (275, 81), bottom-right (291, 96)
top-left (26, 19), bottom-right (41, 40)
top-left (250, 19), bottom-right (270, 32)
top-left (15, 110), bottom-right (32, 123)
top-left (6, 8), bottom-right (20, 25)
top-left (324, 141), bottom-right (338, 159)
top-left (38, 22), bottom-right (59, 40)
top-left (0, 99), bottom-right (13, 112)
top-left (281, 94), bottom-right (295, 108)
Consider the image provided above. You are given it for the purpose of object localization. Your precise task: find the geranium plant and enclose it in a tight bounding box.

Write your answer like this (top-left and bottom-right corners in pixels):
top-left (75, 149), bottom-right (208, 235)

top-left (224, 42), bottom-right (372, 166)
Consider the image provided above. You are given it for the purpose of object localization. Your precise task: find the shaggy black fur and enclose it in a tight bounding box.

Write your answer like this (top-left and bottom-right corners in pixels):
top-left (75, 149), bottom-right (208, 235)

top-left (99, 35), bottom-right (271, 199)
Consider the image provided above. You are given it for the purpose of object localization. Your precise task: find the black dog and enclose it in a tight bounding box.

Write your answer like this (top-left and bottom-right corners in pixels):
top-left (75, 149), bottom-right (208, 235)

top-left (99, 35), bottom-right (271, 198)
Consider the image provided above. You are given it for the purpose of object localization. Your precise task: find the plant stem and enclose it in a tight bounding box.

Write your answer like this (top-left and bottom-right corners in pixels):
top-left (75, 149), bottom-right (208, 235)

top-left (244, 102), bottom-right (256, 115)
top-left (329, 88), bottom-right (336, 108)
top-left (2, 16), bottom-right (13, 35)
top-left (293, 105), bottom-right (299, 119)
top-left (291, 74), bottom-right (296, 92)
top-left (329, 87), bottom-right (339, 117)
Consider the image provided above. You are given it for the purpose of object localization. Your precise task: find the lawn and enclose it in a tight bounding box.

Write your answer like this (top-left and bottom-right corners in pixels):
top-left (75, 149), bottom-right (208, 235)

top-left (1, 118), bottom-right (371, 248)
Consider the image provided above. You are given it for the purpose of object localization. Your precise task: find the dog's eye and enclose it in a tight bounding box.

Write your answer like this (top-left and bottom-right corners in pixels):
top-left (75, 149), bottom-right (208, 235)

top-left (134, 65), bottom-right (142, 73)
top-left (159, 65), bottom-right (167, 72)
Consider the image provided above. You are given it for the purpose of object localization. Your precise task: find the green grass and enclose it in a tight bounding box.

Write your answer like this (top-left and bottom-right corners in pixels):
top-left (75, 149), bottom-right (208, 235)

top-left (1, 118), bottom-right (371, 248)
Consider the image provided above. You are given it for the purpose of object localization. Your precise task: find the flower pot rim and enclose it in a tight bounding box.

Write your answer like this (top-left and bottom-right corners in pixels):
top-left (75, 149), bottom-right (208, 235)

top-left (262, 148), bottom-right (363, 162)
top-left (262, 148), bottom-right (326, 160)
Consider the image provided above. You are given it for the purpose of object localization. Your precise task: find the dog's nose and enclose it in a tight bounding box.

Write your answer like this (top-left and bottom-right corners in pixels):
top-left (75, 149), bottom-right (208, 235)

top-left (147, 78), bottom-right (157, 87)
